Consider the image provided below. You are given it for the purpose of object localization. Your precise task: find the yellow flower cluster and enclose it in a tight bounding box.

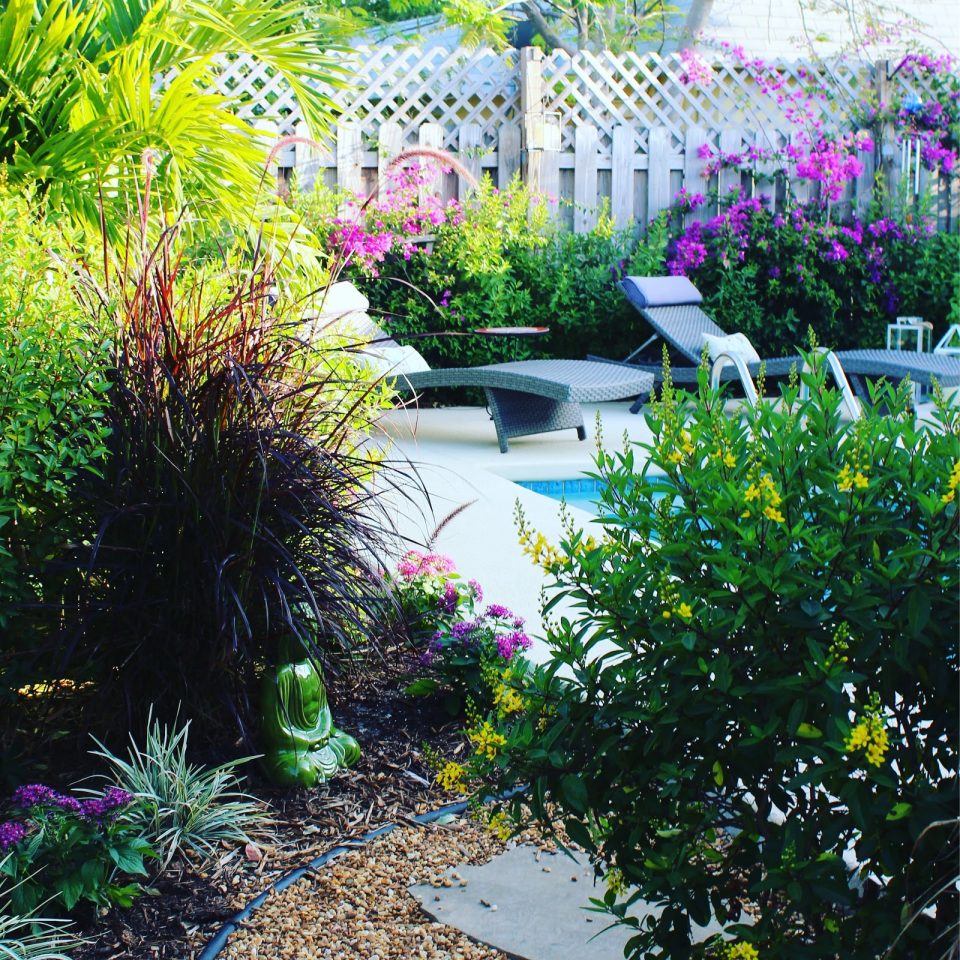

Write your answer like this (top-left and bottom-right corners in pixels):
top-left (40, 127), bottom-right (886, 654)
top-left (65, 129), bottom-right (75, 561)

top-left (487, 810), bottom-right (512, 841)
top-left (845, 714), bottom-right (890, 767)
top-left (654, 570), bottom-right (693, 621)
top-left (436, 760), bottom-right (468, 793)
top-left (494, 682), bottom-right (525, 717)
top-left (837, 463), bottom-right (870, 493)
top-left (517, 527), bottom-right (563, 573)
top-left (725, 943), bottom-right (760, 960)
top-left (826, 622), bottom-right (851, 668)
top-left (743, 472), bottom-right (785, 523)
top-left (713, 447), bottom-right (737, 469)
top-left (605, 866), bottom-right (627, 896)
top-left (941, 459), bottom-right (960, 504)
top-left (469, 720), bottom-right (507, 760)
top-left (663, 429), bottom-right (696, 465)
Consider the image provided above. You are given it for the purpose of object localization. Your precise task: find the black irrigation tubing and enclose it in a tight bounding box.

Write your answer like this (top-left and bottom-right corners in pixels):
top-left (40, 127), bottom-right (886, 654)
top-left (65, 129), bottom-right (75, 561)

top-left (199, 789), bottom-right (524, 959)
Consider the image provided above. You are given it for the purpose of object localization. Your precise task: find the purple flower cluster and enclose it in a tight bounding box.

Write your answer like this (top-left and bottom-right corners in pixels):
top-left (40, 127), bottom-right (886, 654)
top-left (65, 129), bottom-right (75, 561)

top-left (665, 190), bottom-right (933, 305)
top-left (496, 630), bottom-right (532, 660)
top-left (79, 787), bottom-right (134, 821)
top-left (10, 783), bottom-right (133, 822)
top-left (0, 820), bottom-right (26, 850)
top-left (12, 784), bottom-right (82, 814)
top-left (437, 581), bottom-right (460, 614)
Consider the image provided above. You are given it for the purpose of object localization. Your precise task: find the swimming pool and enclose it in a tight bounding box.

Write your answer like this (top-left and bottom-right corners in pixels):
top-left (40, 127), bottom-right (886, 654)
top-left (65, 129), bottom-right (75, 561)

top-left (513, 477), bottom-right (607, 514)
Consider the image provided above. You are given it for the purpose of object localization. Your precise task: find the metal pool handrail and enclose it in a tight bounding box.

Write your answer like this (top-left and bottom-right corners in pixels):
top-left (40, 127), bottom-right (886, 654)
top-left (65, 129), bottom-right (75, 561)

top-left (709, 348), bottom-right (862, 422)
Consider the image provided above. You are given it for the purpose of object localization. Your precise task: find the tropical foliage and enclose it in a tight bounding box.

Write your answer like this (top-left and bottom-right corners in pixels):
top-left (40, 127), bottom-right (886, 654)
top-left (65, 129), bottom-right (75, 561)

top-left (0, 0), bottom-right (344, 233)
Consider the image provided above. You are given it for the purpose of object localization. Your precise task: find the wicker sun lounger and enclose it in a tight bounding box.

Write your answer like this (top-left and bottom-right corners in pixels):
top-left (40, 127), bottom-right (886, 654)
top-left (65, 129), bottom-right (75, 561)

top-left (318, 283), bottom-right (653, 452)
top-left (399, 359), bottom-right (655, 453)
top-left (592, 276), bottom-right (960, 410)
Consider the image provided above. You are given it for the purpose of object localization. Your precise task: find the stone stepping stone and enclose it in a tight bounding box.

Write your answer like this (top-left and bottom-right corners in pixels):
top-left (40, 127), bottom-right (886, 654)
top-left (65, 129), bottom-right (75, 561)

top-left (410, 842), bottom-right (726, 959)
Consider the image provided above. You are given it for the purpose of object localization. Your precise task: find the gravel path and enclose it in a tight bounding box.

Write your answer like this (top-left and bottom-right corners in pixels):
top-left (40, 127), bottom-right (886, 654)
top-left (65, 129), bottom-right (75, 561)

top-left (218, 815), bottom-right (521, 959)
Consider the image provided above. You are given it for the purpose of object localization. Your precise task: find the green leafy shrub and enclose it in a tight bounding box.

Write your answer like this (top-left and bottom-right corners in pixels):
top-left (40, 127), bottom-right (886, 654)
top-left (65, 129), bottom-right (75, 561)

top-left (0, 784), bottom-right (153, 914)
top-left (43, 213), bottom-right (402, 745)
top-left (0, 184), bottom-right (109, 630)
top-left (472, 362), bottom-right (959, 958)
top-left (91, 714), bottom-right (266, 869)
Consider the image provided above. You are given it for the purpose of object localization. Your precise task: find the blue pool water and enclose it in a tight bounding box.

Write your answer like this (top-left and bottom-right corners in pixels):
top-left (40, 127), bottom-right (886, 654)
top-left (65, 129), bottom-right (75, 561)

top-left (514, 477), bottom-right (606, 514)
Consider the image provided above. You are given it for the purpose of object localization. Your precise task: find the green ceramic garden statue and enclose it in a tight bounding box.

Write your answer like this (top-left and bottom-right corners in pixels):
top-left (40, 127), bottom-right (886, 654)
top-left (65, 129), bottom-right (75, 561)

top-left (261, 635), bottom-right (360, 788)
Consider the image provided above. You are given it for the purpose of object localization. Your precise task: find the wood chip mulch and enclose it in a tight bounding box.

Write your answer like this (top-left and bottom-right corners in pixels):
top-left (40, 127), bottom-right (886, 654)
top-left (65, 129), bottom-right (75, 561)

top-left (73, 674), bottom-right (479, 960)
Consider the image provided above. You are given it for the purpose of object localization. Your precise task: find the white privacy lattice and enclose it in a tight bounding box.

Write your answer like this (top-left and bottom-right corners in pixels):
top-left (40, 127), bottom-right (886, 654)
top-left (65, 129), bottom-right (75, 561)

top-left (200, 47), bottom-right (954, 232)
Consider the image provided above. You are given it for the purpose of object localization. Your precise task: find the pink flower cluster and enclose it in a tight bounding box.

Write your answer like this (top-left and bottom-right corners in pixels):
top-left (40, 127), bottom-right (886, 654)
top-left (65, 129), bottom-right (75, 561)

top-left (396, 549), bottom-right (456, 580)
top-left (686, 42), bottom-right (957, 205)
top-left (678, 48), bottom-right (714, 87)
top-left (327, 162), bottom-right (466, 276)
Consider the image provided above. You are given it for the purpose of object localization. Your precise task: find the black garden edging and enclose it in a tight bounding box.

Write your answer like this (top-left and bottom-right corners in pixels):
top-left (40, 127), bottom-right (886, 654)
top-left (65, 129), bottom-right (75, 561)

top-left (197, 798), bottom-right (472, 959)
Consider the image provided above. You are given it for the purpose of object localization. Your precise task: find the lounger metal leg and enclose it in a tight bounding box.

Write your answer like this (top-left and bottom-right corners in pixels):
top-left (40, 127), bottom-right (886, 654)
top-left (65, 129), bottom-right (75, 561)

top-left (483, 387), bottom-right (586, 453)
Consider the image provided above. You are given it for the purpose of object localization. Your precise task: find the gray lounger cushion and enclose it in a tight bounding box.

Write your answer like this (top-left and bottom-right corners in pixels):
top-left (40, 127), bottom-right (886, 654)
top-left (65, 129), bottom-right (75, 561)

top-left (622, 275), bottom-right (703, 308)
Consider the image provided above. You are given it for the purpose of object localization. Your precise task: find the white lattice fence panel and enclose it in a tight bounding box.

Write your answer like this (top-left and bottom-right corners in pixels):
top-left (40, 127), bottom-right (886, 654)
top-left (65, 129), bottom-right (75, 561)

top-left (541, 51), bottom-right (870, 152)
top-left (332, 46), bottom-right (520, 149)
top-left (209, 46), bottom-right (521, 146)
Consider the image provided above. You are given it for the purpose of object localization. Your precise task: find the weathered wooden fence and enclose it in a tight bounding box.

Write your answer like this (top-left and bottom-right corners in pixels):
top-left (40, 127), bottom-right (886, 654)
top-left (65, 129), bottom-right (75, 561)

top-left (226, 45), bottom-right (955, 231)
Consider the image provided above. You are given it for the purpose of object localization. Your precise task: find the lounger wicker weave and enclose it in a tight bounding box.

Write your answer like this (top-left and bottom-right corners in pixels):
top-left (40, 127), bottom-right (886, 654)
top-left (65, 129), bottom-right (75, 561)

top-left (399, 360), bottom-right (655, 453)
top-left (592, 276), bottom-right (960, 411)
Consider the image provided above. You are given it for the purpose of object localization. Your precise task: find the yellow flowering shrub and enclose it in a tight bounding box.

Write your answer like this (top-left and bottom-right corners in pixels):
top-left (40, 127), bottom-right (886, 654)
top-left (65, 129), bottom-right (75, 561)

top-left (474, 357), bottom-right (959, 960)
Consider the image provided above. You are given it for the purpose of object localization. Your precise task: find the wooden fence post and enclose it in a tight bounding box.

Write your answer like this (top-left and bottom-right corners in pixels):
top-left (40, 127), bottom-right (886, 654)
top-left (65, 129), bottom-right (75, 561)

top-left (684, 126), bottom-right (709, 223)
top-left (337, 121), bottom-right (363, 205)
top-left (718, 128), bottom-right (743, 200)
top-left (458, 123), bottom-right (483, 199)
top-left (574, 123), bottom-right (599, 233)
top-left (520, 46), bottom-right (545, 193)
top-left (754, 128), bottom-right (779, 211)
top-left (377, 120), bottom-right (403, 187)
top-left (292, 118), bottom-right (322, 192)
top-left (498, 123), bottom-right (522, 188)
top-left (647, 125), bottom-right (673, 220)
top-left (611, 124), bottom-right (635, 228)
top-left (418, 122), bottom-right (444, 200)
top-left (855, 125), bottom-right (875, 218)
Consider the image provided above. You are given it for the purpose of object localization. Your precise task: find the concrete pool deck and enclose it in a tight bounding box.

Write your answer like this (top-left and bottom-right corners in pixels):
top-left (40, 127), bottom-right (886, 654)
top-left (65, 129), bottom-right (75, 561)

top-left (371, 400), bottom-right (657, 663)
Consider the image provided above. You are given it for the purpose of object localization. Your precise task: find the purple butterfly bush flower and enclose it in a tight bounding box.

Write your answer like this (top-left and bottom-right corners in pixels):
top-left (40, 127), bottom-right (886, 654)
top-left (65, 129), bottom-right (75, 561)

top-left (80, 787), bottom-right (134, 821)
top-left (11, 784), bottom-right (81, 814)
top-left (0, 820), bottom-right (26, 850)
top-left (437, 581), bottom-right (460, 614)
top-left (484, 603), bottom-right (514, 620)
top-left (496, 630), bottom-right (532, 661)
top-left (451, 620), bottom-right (479, 641)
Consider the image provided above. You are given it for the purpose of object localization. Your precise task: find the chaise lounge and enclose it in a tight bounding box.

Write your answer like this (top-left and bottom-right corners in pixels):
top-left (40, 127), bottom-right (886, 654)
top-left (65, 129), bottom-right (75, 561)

top-left (314, 281), bottom-right (654, 453)
top-left (397, 358), bottom-right (654, 452)
top-left (594, 276), bottom-right (960, 411)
